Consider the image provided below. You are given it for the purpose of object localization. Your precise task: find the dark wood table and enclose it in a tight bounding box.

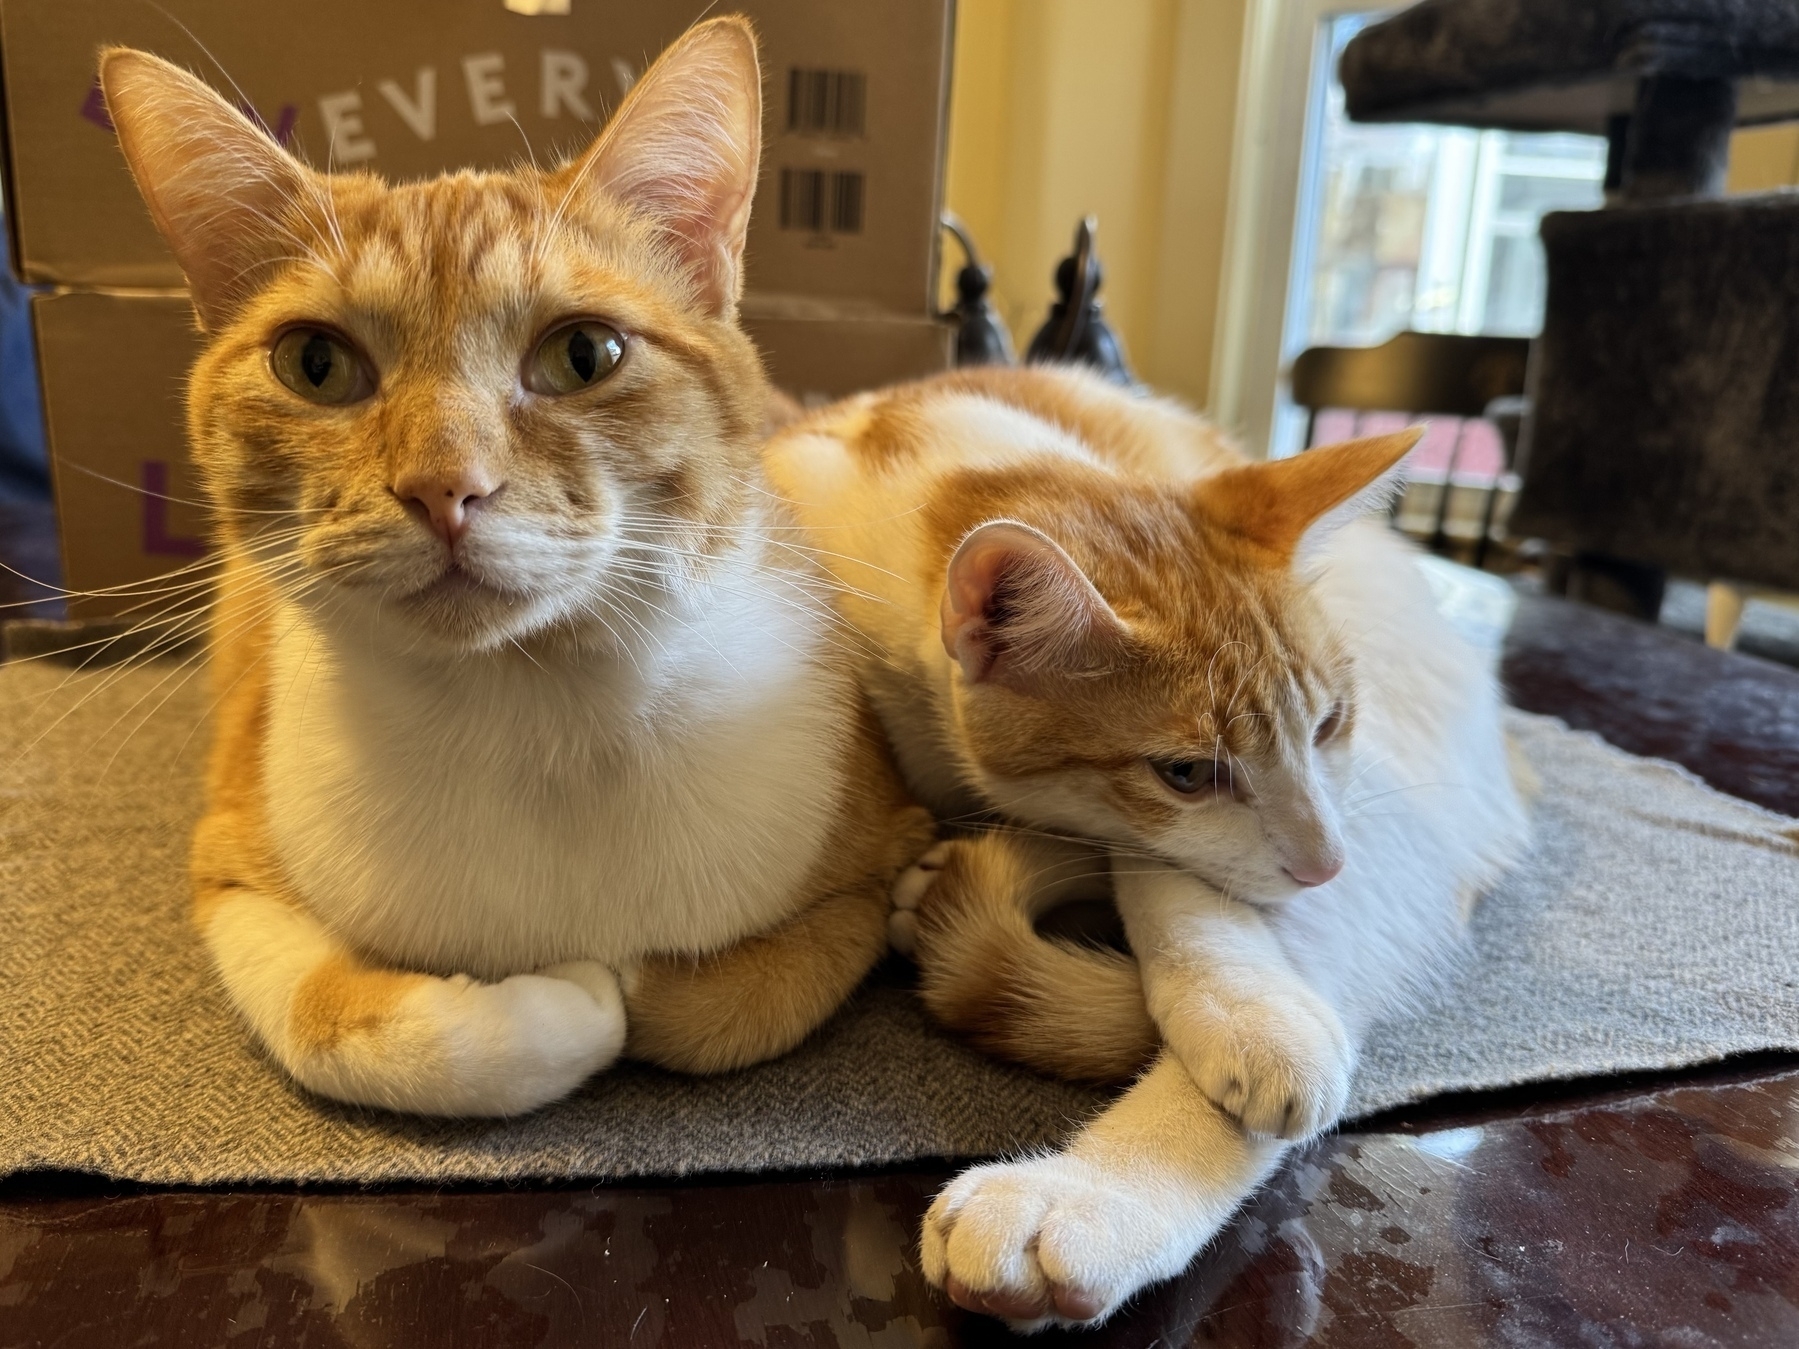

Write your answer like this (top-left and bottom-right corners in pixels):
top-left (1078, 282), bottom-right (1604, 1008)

top-left (4, 545), bottom-right (1798, 1345)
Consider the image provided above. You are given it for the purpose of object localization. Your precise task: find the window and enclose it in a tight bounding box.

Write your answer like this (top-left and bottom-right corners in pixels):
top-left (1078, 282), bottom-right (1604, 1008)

top-left (1257, 13), bottom-right (1606, 554)
top-left (1210, 3), bottom-right (1606, 478)
top-left (1290, 14), bottom-right (1606, 359)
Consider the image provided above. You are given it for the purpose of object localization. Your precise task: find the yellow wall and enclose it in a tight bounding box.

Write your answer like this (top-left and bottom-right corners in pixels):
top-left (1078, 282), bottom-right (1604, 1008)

top-left (945, 7), bottom-right (1799, 414)
top-left (941, 0), bottom-right (1248, 411)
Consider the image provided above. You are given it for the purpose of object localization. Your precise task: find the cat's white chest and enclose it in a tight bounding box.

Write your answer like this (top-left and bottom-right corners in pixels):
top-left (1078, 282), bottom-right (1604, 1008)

top-left (260, 599), bottom-right (851, 979)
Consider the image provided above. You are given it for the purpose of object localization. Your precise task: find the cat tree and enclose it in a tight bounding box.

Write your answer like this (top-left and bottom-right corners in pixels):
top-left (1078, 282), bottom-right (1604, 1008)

top-left (1341, 0), bottom-right (1799, 619)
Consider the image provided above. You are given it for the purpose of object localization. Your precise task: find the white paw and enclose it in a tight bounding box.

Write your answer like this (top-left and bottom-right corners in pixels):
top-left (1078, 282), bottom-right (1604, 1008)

top-left (294, 965), bottom-right (627, 1118)
top-left (921, 1155), bottom-right (1194, 1330)
top-left (888, 841), bottom-right (952, 957)
top-left (429, 963), bottom-right (627, 1115)
top-left (527, 960), bottom-right (629, 1087)
top-left (1161, 984), bottom-right (1351, 1140)
top-left (539, 959), bottom-right (627, 1024)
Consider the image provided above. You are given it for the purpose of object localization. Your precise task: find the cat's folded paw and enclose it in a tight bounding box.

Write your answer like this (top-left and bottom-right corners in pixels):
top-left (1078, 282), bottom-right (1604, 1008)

top-left (888, 841), bottom-right (953, 957)
top-left (537, 960), bottom-right (628, 1031)
top-left (1162, 983), bottom-right (1352, 1140)
top-left (291, 964), bottom-right (627, 1117)
top-left (920, 1155), bottom-right (1194, 1331)
top-left (447, 963), bottom-right (627, 1111)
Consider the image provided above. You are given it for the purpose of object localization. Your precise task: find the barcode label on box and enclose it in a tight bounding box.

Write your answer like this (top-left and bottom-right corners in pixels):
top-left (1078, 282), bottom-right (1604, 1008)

top-left (787, 69), bottom-right (866, 137)
top-left (779, 169), bottom-right (866, 235)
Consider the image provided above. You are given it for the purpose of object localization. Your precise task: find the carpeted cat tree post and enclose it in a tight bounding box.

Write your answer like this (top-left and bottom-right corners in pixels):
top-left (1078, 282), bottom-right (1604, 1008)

top-left (1342, 0), bottom-right (1799, 619)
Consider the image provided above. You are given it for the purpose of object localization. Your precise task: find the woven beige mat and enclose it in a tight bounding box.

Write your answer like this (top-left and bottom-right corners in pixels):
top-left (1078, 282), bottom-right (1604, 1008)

top-left (2, 659), bottom-right (1796, 1184)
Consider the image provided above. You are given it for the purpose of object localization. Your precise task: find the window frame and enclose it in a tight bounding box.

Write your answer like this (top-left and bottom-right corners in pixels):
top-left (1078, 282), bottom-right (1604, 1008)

top-left (1209, 0), bottom-right (1361, 460)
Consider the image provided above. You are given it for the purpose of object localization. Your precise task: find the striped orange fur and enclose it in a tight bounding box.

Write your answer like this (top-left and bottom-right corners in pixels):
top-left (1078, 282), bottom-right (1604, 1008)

top-left (768, 364), bottom-right (1532, 1328)
top-left (102, 19), bottom-right (933, 1118)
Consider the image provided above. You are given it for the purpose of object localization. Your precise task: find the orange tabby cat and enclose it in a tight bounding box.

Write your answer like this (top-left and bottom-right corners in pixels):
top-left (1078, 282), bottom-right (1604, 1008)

top-left (100, 19), bottom-right (931, 1117)
top-left (766, 365), bottom-right (1529, 1328)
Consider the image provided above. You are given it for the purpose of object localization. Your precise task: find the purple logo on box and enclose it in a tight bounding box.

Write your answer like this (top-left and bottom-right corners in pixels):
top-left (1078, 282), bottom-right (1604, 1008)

top-left (141, 461), bottom-right (206, 558)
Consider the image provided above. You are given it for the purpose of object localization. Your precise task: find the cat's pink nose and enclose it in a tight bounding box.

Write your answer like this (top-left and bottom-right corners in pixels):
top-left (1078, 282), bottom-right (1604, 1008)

top-left (395, 469), bottom-right (498, 548)
top-left (1286, 858), bottom-right (1344, 887)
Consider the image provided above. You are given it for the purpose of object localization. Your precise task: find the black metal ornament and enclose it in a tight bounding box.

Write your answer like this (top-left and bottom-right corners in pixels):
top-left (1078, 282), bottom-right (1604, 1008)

top-left (939, 214), bottom-right (1016, 368)
top-left (1025, 216), bottom-right (1134, 385)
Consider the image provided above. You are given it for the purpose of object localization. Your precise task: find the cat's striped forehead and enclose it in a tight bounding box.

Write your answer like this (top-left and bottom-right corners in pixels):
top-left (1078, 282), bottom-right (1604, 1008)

top-left (345, 176), bottom-right (542, 286)
top-left (930, 464), bottom-right (1345, 725)
top-left (301, 171), bottom-right (626, 319)
top-left (1104, 542), bottom-right (1347, 754)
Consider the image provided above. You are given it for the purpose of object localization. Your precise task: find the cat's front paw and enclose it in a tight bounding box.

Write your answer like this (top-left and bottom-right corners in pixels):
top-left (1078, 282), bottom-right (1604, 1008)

top-left (1161, 983), bottom-right (1351, 1140)
top-left (291, 961), bottom-right (626, 1117)
top-left (921, 1154), bottom-right (1190, 1331)
top-left (888, 840), bottom-right (954, 957)
top-left (462, 961), bottom-right (627, 1111)
top-left (537, 960), bottom-right (627, 1033)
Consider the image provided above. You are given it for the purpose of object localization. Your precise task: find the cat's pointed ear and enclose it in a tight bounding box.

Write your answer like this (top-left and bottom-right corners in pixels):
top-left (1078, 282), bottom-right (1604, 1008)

top-left (100, 47), bottom-right (317, 331)
top-left (941, 521), bottom-right (1128, 692)
top-left (563, 17), bottom-right (762, 317)
top-left (1193, 427), bottom-right (1423, 563)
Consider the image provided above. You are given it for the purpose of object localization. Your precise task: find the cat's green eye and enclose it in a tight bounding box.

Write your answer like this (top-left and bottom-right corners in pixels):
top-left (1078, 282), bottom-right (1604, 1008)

top-left (270, 328), bottom-right (372, 405)
top-left (528, 321), bottom-right (625, 395)
top-left (1151, 757), bottom-right (1223, 796)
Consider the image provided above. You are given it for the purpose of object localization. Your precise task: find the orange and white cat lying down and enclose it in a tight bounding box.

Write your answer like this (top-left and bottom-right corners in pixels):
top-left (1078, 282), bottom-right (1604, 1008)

top-left (99, 21), bottom-right (931, 1117)
top-left (765, 367), bottom-right (1531, 1329)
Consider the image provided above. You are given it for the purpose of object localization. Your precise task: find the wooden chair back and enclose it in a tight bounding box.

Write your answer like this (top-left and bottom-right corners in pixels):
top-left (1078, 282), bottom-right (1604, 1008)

top-left (1289, 331), bottom-right (1531, 565)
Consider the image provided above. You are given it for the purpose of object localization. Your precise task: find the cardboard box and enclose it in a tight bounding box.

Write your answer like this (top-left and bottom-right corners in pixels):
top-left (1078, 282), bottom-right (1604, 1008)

top-left (741, 303), bottom-right (952, 405)
top-left (32, 291), bottom-right (206, 619)
top-left (0, 0), bottom-right (952, 315)
top-left (8, 0), bottom-right (958, 618)
top-left (34, 290), bottom-right (951, 617)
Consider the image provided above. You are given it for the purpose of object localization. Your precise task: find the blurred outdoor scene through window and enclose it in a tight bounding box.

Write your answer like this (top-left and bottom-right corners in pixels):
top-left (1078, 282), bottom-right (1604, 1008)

top-left (1280, 12), bottom-right (1606, 556)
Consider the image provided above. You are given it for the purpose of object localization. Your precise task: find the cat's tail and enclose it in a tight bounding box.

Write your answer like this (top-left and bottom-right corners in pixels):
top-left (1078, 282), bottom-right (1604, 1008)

top-left (893, 833), bottom-right (1157, 1085)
